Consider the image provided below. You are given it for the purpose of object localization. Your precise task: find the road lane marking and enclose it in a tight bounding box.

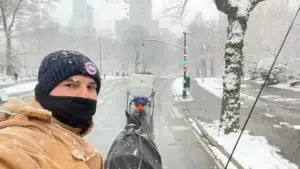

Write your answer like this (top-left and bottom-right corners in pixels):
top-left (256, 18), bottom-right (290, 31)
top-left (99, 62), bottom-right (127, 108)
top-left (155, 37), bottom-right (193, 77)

top-left (167, 107), bottom-right (175, 119)
top-left (171, 105), bottom-right (183, 119)
top-left (171, 125), bottom-right (189, 131)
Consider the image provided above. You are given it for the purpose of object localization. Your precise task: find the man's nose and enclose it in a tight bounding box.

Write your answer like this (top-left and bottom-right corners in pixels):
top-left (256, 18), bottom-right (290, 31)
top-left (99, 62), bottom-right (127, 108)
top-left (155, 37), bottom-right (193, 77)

top-left (76, 86), bottom-right (90, 98)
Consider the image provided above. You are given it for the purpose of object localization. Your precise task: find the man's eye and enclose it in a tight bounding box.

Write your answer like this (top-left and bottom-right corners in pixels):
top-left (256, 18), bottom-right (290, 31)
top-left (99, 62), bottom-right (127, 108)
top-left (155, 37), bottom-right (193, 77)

top-left (65, 84), bottom-right (76, 88)
top-left (88, 86), bottom-right (97, 91)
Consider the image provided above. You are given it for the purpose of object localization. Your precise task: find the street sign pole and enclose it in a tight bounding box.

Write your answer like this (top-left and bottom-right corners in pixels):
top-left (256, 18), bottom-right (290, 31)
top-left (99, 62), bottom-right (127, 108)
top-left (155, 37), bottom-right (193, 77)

top-left (183, 32), bottom-right (188, 98)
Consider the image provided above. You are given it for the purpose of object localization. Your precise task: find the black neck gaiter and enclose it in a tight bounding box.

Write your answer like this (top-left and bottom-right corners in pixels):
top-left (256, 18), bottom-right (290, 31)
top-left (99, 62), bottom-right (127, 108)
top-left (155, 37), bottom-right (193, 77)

top-left (35, 94), bottom-right (97, 135)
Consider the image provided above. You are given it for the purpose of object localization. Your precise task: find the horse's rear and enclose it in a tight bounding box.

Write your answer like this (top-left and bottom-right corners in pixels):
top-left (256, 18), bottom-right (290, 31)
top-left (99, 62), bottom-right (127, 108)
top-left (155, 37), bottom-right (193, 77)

top-left (104, 111), bottom-right (162, 169)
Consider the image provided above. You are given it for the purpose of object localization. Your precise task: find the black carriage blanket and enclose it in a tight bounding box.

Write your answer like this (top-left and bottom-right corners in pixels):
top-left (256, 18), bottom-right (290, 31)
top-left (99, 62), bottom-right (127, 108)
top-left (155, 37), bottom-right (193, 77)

top-left (104, 124), bottom-right (162, 169)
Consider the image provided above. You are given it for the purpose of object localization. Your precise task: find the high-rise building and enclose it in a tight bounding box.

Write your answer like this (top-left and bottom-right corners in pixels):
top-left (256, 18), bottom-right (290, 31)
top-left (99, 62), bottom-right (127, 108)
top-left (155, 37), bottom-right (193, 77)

top-left (129, 0), bottom-right (152, 25)
top-left (69, 0), bottom-right (87, 29)
top-left (86, 5), bottom-right (93, 27)
top-left (115, 0), bottom-right (159, 41)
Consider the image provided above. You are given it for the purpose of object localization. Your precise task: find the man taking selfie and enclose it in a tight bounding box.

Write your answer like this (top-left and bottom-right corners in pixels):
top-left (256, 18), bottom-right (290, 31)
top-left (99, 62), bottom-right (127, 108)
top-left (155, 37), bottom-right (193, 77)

top-left (0, 50), bottom-right (104, 169)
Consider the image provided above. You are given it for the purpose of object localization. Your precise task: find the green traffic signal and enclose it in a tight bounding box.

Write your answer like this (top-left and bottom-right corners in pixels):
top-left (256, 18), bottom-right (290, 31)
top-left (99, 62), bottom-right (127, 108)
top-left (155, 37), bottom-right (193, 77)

top-left (183, 60), bottom-right (187, 65)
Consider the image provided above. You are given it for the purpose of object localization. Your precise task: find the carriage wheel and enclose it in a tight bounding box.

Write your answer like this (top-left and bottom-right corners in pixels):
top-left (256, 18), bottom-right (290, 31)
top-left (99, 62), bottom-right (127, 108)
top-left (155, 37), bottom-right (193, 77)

top-left (126, 91), bottom-right (130, 113)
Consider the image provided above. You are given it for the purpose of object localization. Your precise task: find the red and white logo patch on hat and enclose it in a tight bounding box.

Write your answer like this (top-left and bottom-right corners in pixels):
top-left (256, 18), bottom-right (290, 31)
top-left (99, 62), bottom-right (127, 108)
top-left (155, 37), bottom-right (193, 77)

top-left (85, 62), bottom-right (97, 75)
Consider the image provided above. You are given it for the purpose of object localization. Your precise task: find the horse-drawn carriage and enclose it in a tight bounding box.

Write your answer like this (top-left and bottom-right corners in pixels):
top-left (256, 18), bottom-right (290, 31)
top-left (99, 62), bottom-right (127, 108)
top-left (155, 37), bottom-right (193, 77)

top-left (125, 73), bottom-right (155, 121)
top-left (105, 73), bottom-right (163, 169)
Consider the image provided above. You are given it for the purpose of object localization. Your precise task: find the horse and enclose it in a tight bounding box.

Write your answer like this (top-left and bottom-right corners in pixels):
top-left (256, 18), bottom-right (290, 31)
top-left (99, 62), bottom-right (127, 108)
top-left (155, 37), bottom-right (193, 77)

top-left (126, 108), bottom-right (154, 141)
top-left (104, 110), bottom-right (162, 169)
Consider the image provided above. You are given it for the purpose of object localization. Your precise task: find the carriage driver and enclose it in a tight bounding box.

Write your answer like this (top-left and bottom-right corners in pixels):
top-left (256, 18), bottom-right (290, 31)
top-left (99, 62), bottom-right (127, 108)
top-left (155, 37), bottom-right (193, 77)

top-left (0, 50), bottom-right (104, 169)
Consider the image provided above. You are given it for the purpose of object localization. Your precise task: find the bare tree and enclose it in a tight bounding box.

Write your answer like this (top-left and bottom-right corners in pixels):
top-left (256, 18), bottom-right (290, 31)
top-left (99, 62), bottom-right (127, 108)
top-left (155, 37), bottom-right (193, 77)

top-left (0, 0), bottom-right (57, 75)
top-left (121, 25), bottom-right (149, 73)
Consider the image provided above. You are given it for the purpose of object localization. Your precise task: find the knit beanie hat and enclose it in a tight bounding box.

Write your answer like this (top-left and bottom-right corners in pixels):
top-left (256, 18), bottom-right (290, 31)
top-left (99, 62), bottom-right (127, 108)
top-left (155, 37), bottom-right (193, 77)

top-left (34, 50), bottom-right (101, 95)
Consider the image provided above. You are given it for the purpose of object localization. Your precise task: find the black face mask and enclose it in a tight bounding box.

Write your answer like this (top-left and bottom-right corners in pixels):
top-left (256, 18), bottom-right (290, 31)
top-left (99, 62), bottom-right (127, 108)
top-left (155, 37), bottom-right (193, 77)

top-left (35, 94), bottom-right (97, 135)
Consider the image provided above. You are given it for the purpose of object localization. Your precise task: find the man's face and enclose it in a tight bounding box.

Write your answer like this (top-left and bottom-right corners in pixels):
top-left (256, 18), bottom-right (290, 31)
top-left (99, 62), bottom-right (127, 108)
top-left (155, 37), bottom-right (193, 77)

top-left (50, 75), bottom-right (98, 100)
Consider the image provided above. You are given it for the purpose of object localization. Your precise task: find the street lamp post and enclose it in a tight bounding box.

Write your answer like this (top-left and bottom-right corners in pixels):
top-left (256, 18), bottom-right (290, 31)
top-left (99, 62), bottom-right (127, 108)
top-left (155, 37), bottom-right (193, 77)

top-left (99, 34), bottom-right (116, 78)
top-left (141, 35), bottom-right (191, 98)
top-left (99, 36), bottom-right (102, 78)
top-left (182, 32), bottom-right (190, 98)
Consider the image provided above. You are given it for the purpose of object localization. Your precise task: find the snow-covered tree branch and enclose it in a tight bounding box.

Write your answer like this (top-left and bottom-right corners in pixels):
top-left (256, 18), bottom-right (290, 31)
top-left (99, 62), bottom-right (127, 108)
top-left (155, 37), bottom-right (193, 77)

top-left (215, 0), bottom-right (266, 134)
top-left (0, 0), bottom-right (57, 75)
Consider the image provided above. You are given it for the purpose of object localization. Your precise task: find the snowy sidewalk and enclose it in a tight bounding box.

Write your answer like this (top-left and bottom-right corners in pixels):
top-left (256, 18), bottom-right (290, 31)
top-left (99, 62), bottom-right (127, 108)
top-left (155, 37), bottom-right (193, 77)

top-left (195, 77), bottom-right (255, 100)
top-left (3, 81), bottom-right (37, 96)
top-left (250, 79), bottom-right (300, 92)
top-left (0, 76), bottom-right (37, 89)
top-left (189, 118), bottom-right (297, 169)
top-left (173, 77), bottom-right (299, 169)
top-left (171, 77), bottom-right (194, 102)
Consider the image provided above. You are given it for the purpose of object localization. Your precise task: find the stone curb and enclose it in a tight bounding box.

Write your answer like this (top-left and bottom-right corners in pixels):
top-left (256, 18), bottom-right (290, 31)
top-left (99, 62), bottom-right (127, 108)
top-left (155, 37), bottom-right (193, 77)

top-left (190, 116), bottom-right (244, 169)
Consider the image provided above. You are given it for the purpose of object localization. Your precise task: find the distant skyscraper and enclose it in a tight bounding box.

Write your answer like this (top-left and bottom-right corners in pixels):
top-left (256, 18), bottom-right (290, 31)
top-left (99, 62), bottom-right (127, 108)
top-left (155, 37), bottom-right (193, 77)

top-left (115, 0), bottom-right (159, 41)
top-left (73, 0), bottom-right (87, 18)
top-left (129, 0), bottom-right (152, 25)
top-left (194, 12), bottom-right (204, 26)
top-left (70, 0), bottom-right (87, 29)
top-left (86, 5), bottom-right (93, 27)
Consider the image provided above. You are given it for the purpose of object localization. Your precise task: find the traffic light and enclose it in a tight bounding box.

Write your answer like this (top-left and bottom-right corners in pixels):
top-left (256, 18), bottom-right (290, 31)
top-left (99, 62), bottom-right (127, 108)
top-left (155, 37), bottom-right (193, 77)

top-left (184, 76), bottom-right (190, 88)
top-left (141, 41), bottom-right (145, 50)
top-left (183, 54), bottom-right (187, 65)
top-left (183, 54), bottom-right (187, 72)
top-left (183, 66), bottom-right (187, 72)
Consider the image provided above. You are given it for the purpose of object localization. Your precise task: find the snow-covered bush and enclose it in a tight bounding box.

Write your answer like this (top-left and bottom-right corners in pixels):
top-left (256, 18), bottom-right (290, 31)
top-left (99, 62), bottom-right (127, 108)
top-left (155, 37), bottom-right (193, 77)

top-left (287, 72), bottom-right (300, 80)
top-left (247, 63), bottom-right (287, 85)
top-left (266, 64), bottom-right (287, 85)
top-left (248, 68), bottom-right (261, 80)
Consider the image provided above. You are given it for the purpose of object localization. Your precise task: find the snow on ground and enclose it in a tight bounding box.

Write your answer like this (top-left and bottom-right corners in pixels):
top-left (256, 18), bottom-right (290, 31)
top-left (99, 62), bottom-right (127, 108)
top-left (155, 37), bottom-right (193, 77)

top-left (251, 80), bottom-right (300, 92)
top-left (264, 113), bottom-right (300, 130)
top-left (196, 119), bottom-right (298, 169)
top-left (195, 78), bottom-right (223, 98)
top-left (3, 81), bottom-right (38, 95)
top-left (195, 77), bottom-right (254, 100)
top-left (264, 113), bottom-right (275, 118)
top-left (171, 77), bottom-right (194, 102)
top-left (105, 76), bottom-right (124, 79)
top-left (278, 121), bottom-right (300, 131)
top-left (195, 77), bottom-right (300, 102)
top-left (260, 95), bottom-right (300, 103)
top-left (272, 83), bottom-right (300, 92)
top-left (253, 79), bottom-right (265, 84)
top-left (0, 76), bottom-right (36, 85)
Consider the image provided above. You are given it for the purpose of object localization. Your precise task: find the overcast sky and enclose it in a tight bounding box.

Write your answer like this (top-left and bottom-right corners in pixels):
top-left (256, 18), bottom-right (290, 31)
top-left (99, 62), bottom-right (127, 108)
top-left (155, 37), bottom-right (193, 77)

top-left (50, 0), bottom-right (219, 34)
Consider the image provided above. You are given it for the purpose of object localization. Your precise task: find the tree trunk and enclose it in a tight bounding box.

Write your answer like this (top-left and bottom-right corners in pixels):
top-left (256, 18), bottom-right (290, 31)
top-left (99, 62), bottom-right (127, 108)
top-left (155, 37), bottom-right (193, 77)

top-left (5, 32), bottom-right (14, 75)
top-left (220, 16), bottom-right (247, 134)
top-left (201, 60), bottom-right (207, 77)
top-left (196, 60), bottom-right (201, 77)
top-left (210, 59), bottom-right (215, 76)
